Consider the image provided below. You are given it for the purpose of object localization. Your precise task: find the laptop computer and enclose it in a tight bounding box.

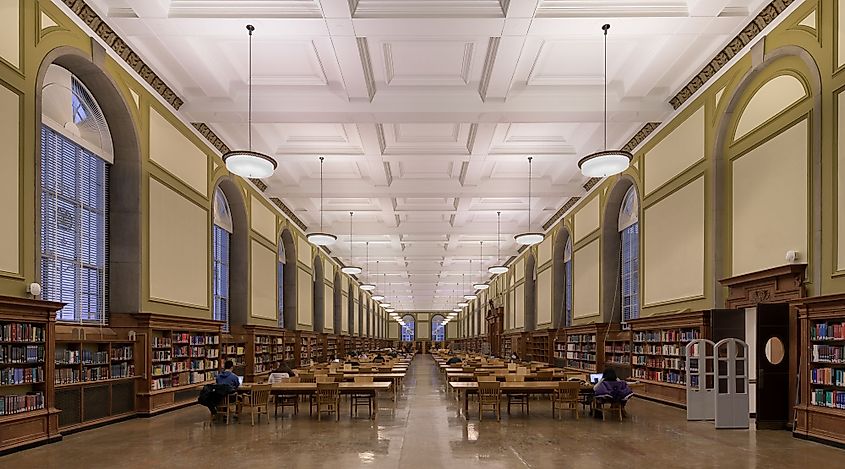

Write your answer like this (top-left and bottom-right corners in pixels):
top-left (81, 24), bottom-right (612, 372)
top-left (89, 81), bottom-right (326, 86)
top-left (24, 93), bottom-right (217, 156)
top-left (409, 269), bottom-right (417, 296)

top-left (237, 375), bottom-right (244, 386)
top-left (589, 373), bottom-right (603, 384)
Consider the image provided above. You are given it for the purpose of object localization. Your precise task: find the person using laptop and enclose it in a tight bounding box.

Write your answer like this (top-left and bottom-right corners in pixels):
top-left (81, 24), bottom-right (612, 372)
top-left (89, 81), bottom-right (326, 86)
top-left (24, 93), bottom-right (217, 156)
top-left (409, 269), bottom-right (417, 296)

top-left (216, 359), bottom-right (241, 391)
top-left (593, 367), bottom-right (634, 416)
top-left (268, 362), bottom-right (296, 384)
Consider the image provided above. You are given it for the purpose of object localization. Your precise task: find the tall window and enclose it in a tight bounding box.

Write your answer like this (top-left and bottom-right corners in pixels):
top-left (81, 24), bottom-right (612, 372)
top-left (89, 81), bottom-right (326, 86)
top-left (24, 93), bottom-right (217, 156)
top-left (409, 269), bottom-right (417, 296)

top-left (401, 314), bottom-right (415, 341)
top-left (40, 71), bottom-right (111, 323)
top-left (619, 186), bottom-right (639, 322)
top-left (431, 315), bottom-right (446, 342)
top-left (564, 237), bottom-right (573, 327)
top-left (278, 243), bottom-right (285, 328)
top-left (213, 187), bottom-right (233, 331)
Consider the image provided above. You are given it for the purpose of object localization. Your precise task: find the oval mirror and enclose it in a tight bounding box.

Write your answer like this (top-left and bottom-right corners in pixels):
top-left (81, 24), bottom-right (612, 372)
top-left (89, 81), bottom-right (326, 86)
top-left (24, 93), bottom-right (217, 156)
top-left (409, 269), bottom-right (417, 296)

top-left (764, 337), bottom-right (785, 365)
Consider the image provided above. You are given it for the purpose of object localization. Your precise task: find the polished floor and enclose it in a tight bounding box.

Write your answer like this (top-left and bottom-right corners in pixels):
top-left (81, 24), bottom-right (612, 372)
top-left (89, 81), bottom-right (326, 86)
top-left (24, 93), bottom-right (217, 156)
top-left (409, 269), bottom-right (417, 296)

top-left (3, 356), bottom-right (843, 468)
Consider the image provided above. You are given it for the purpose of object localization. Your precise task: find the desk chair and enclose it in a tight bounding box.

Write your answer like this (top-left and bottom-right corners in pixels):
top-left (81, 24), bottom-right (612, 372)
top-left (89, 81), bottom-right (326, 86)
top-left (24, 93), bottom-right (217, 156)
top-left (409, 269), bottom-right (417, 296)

top-left (507, 363), bottom-right (517, 372)
top-left (478, 381), bottom-right (502, 421)
top-left (214, 391), bottom-right (238, 424)
top-left (274, 377), bottom-right (299, 417)
top-left (552, 381), bottom-right (580, 420)
top-left (351, 376), bottom-right (375, 419)
top-left (239, 384), bottom-right (271, 426)
top-left (316, 375), bottom-right (335, 383)
top-left (314, 382), bottom-right (340, 421)
top-left (516, 366), bottom-right (528, 376)
top-left (505, 374), bottom-right (529, 415)
top-left (476, 375), bottom-right (497, 382)
top-left (592, 394), bottom-right (630, 422)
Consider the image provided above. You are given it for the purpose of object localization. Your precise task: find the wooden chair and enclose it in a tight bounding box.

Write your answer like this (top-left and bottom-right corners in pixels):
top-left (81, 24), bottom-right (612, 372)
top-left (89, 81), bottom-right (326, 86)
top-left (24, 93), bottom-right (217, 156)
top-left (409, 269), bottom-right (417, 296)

top-left (462, 366), bottom-right (476, 373)
top-left (313, 382), bottom-right (340, 421)
top-left (535, 370), bottom-right (553, 380)
top-left (316, 375), bottom-right (335, 383)
top-left (516, 366), bottom-right (528, 376)
top-left (299, 373), bottom-right (316, 403)
top-left (214, 391), bottom-right (238, 424)
top-left (239, 384), bottom-right (271, 426)
top-left (552, 381), bottom-right (580, 420)
top-left (592, 397), bottom-right (625, 421)
top-left (477, 381), bottom-right (501, 421)
top-left (507, 363), bottom-right (517, 372)
top-left (476, 375), bottom-right (497, 382)
top-left (351, 376), bottom-right (374, 419)
top-left (505, 374), bottom-right (529, 415)
top-left (274, 377), bottom-right (299, 417)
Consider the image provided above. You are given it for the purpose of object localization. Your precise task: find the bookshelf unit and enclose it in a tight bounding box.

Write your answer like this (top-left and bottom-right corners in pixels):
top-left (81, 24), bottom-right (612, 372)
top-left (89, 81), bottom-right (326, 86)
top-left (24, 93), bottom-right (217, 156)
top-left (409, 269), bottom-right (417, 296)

top-left (53, 325), bottom-right (139, 432)
top-left (502, 332), bottom-right (523, 359)
top-left (110, 314), bottom-right (222, 415)
top-left (560, 323), bottom-right (616, 373)
top-left (220, 335), bottom-right (246, 377)
top-left (321, 334), bottom-right (338, 362)
top-left (296, 331), bottom-right (319, 366)
top-left (244, 325), bottom-right (294, 382)
top-left (526, 329), bottom-right (554, 364)
top-left (604, 330), bottom-right (632, 372)
top-left (0, 296), bottom-right (63, 452)
top-left (794, 294), bottom-right (845, 446)
top-left (627, 311), bottom-right (710, 406)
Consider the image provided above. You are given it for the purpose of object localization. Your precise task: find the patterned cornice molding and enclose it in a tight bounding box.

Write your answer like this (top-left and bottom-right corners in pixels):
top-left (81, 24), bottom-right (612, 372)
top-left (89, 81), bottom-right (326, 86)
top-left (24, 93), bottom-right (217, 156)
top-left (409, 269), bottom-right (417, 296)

top-left (62, 0), bottom-right (184, 110)
top-left (622, 122), bottom-right (661, 153)
top-left (669, 0), bottom-right (795, 109)
top-left (250, 179), bottom-right (268, 191)
top-left (583, 178), bottom-right (600, 191)
top-left (191, 122), bottom-right (230, 154)
top-left (542, 197), bottom-right (580, 230)
top-left (270, 197), bottom-right (308, 232)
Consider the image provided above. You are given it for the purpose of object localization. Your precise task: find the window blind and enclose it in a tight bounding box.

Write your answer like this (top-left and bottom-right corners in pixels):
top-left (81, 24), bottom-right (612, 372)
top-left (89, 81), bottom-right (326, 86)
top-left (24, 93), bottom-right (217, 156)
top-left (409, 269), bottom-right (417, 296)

top-left (564, 260), bottom-right (572, 327)
top-left (40, 125), bottom-right (108, 324)
top-left (621, 223), bottom-right (639, 322)
top-left (212, 224), bottom-right (230, 331)
top-left (277, 260), bottom-right (284, 328)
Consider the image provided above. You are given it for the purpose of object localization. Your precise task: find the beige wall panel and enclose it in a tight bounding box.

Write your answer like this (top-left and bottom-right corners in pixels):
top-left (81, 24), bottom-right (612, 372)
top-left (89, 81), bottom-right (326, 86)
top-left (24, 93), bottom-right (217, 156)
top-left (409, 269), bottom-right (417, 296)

top-left (353, 298), bottom-right (359, 333)
top-left (297, 267), bottom-right (312, 326)
top-left (575, 197), bottom-right (600, 241)
top-left (250, 240), bottom-right (277, 319)
top-left (574, 240), bottom-right (600, 318)
top-left (645, 106), bottom-right (705, 194)
top-left (417, 322), bottom-right (430, 339)
top-left (838, 92), bottom-right (845, 270)
top-left (149, 109), bottom-right (208, 196)
top-left (324, 284), bottom-right (333, 332)
top-left (297, 237), bottom-right (312, 266)
top-left (250, 196), bottom-right (276, 242)
top-left (342, 295), bottom-right (348, 333)
top-left (643, 176), bottom-right (705, 305)
top-left (389, 322), bottom-right (399, 339)
top-left (417, 313), bottom-right (430, 321)
top-left (537, 268), bottom-right (552, 325)
top-left (515, 284), bottom-right (524, 328)
top-left (149, 178), bottom-right (207, 308)
top-left (0, 85), bottom-right (19, 274)
top-left (538, 236), bottom-right (552, 265)
top-left (509, 290), bottom-right (515, 329)
top-left (839, 0), bottom-right (845, 67)
top-left (735, 75), bottom-right (807, 140)
top-left (515, 257), bottom-right (525, 281)
top-left (0, 0), bottom-right (19, 68)
top-left (732, 119), bottom-right (808, 276)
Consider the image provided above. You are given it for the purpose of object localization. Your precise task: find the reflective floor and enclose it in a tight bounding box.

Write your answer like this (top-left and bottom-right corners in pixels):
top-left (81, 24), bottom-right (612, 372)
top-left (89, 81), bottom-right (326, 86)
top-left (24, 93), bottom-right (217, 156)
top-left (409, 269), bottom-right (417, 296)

top-left (4, 355), bottom-right (843, 468)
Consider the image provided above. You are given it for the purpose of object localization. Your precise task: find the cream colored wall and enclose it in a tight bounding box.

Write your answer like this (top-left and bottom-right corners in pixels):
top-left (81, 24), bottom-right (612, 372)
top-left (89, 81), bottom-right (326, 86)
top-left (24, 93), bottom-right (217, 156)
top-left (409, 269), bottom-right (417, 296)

top-left (0, 0), bottom-right (19, 68)
top-left (0, 84), bottom-right (19, 275)
top-left (297, 267), bottom-right (312, 327)
top-left (574, 196), bottom-right (600, 241)
top-left (732, 119), bottom-right (808, 276)
top-left (297, 237), bottom-right (312, 267)
top-left (515, 283), bottom-right (524, 328)
top-left (324, 283), bottom-right (333, 332)
top-left (250, 240), bottom-right (277, 319)
top-left (643, 176), bottom-right (705, 306)
top-left (538, 237), bottom-right (552, 265)
top-left (837, 91), bottom-right (845, 271)
top-left (250, 196), bottom-right (276, 242)
top-left (148, 178), bottom-right (208, 308)
top-left (573, 239), bottom-right (599, 318)
top-left (388, 322), bottom-right (399, 339)
top-left (644, 105), bottom-right (705, 194)
top-left (537, 268), bottom-right (552, 325)
top-left (148, 108), bottom-right (208, 196)
top-left (734, 75), bottom-right (807, 140)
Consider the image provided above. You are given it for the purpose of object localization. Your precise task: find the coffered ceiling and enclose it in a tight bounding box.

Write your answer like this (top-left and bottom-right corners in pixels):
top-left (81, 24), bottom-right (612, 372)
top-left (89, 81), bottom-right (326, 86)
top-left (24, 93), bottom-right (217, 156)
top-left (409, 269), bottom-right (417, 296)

top-left (85, 0), bottom-right (771, 312)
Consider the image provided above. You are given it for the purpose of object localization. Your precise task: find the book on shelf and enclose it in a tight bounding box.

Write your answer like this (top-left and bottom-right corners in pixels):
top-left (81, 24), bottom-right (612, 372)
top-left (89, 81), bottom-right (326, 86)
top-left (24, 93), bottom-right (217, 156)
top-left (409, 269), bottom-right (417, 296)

top-left (811, 368), bottom-right (845, 386)
top-left (0, 392), bottom-right (45, 416)
top-left (1, 344), bottom-right (45, 363)
top-left (811, 389), bottom-right (845, 409)
top-left (812, 345), bottom-right (844, 363)
top-left (0, 367), bottom-right (44, 385)
top-left (0, 323), bottom-right (45, 342)
top-left (812, 322), bottom-right (845, 340)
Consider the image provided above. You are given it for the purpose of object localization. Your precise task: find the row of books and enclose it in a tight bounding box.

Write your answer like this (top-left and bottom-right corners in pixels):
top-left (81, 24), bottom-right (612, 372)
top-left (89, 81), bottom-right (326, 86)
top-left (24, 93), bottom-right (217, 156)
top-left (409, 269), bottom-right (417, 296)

top-left (1, 366), bottom-right (44, 385)
top-left (111, 346), bottom-right (133, 360)
top-left (81, 366), bottom-right (108, 381)
top-left (1, 345), bottom-right (44, 363)
top-left (564, 359), bottom-right (596, 371)
top-left (565, 343), bottom-right (596, 352)
top-left (633, 344), bottom-right (687, 357)
top-left (634, 357), bottom-right (686, 370)
top-left (566, 334), bottom-right (596, 343)
top-left (111, 363), bottom-right (135, 379)
top-left (152, 337), bottom-right (172, 348)
top-left (171, 333), bottom-right (218, 345)
top-left (152, 364), bottom-right (171, 376)
top-left (606, 355), bottom-right (631, 365)
top-left (172, 359), bottom-right (218, 372)
top-left (566, 351), bottom-right (596, 361)
top-left (255, 336), bottom-right (286, 345)
top-left (633, 368), bottom-right (686, 385)
top-left (634, 329), bottom-right (700, 343)
top-left (605, 344), bottom-right (631, 353)
top-left (811, 367), bottom-right (845, 387)
top-left (812, 345), bottom-right (844, 363)
top-left (0, 323), bottom-right (45, 342)
top-left (812, 322), bottom-right (845, 341)
top-left (0, 392), bottom-right (44, 415)
top-left (172, 370), bottom-right (216, 386)
top-left (81, 350), bottom-right (109, 365)
top-left (152, 350), bottom-right (171, 361)
top-left (811, 389), bottom-right (845, 409)
top-left (223, 345), bottom-right (245, 355)
top-left (173, 346), bottom-right (212, 358)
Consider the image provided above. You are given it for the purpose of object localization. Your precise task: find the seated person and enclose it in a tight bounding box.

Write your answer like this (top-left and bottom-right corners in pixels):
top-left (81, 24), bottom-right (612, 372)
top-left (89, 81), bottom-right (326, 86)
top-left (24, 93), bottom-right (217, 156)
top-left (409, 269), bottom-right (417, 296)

top-left (446, 356), bottom-right (462, 365)
top-left (268, 362), bottom-right (296, 384)
top-left (593, 368), bottom-right (634, 413)
top-left (216, 360), bottom-right (241, 391)
top-left (373, 354), bottom-right (385, 363)
top-left (510, 352), bottom-right (520, 362)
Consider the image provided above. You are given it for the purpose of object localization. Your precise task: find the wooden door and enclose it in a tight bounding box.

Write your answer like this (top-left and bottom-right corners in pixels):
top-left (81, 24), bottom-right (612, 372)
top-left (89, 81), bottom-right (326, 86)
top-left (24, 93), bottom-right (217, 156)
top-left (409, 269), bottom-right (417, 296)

top-left (755, 303), bottom-right (790, 429)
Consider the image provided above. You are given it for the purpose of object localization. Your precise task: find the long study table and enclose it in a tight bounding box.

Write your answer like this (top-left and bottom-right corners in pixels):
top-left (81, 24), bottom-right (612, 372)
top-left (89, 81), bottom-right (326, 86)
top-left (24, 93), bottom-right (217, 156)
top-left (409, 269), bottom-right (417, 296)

top-left (448, 381), bottom-right (594, 419)
top-left (238, 382), bottom-right (393, 419)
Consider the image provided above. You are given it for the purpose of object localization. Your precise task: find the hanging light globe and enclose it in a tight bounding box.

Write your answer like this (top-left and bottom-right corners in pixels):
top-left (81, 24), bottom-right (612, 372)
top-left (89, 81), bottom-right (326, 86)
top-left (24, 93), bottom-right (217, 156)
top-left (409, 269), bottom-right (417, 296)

top-left (457, 302), bottom-right (469, 308)
top-left (452, 308), bottom-right (462, 313)
top-left (307, 232), bottom-right (337, 246)
top-left (360, 283), bottom-right (376, 291)
top-left (473, 283), bottom-right (489, 290)
top-left (488, 265), bottom-right (508, 275)
top-left (372, 294), bottom-right (385, 301)
top-left (514, 232), bottom-right (544, 245)
top-left (578, 150), bottom-right (632, 178)
top-left (463, 294), bottom-right (478, 300)
top-left (341, 266), bottom-right (362, 275)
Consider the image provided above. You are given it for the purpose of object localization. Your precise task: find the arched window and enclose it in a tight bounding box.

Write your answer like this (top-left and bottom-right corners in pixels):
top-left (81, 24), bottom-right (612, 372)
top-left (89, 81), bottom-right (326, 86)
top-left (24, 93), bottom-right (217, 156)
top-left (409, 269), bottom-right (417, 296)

top-left (40, 66), bottom-right (112, 323)
top-left (431, 315), bottom-right (446, 342)
top-left (619, 186), bottom-right (639, 322)
top-left (401, 314), bottom-right (415, 342)
top-left (278, 242), bottom-right (285, 328)
top-left (564, 237), bottom-right (573, 327)
top-left (213, 187), bottom-right (233, 331)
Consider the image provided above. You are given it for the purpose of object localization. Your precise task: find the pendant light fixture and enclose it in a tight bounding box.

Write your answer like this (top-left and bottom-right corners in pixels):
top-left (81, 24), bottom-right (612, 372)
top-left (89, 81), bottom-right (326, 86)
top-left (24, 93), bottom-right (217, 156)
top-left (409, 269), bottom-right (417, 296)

top-left (514, 156), bottom-right (544, 245)
top-left (452, 308), bottom-right (462, 313)
top-left (578, 24), bottom-right (632, 178)
top-left (386, 308), bottom-right (395, 313)
top-left (307, 156), bottom-right (337, 245)
top-left (488, 211), bottom-right (508, 274)
top-left (222, 25), bottom-right (278, 179)
top-left (473, 241), bottom-right (489, 290)
top-left (463, 264), bottom-right (477, 300)
top-left (341, 211), bottom-right (363, 275)
top-left (372, 261), bottom-right (385, 301)
top-left (360, 241), bottom-right (376, 291)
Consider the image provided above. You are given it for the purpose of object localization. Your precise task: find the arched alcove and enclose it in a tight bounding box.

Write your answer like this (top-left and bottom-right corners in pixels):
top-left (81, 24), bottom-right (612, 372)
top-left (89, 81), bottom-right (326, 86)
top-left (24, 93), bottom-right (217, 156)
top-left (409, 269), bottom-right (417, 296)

top-left (36, 48), bottom-right (142, 320)
top-left (357, 290), bottom-right (364, 336)
top-left (333, 272), bottom-right (342, 333)
top-left (552, 228), bottom-right (573, 328)
top-left (524, 253), bottom-right (537, 331)
top-left (347, 284), bottom-right (355, 336)
top-left (431, 314), bottom-right (446, 343)
top-left (213, 178), bottom-right (249, 330)
top-left (401, 314), bottom-right (415, 341)
top-left (279, 229), bottom-right (297, 330)
top-left (601, 176), bottom-right (638, 323)
top-left (312, 256), bottom-right (324, 332)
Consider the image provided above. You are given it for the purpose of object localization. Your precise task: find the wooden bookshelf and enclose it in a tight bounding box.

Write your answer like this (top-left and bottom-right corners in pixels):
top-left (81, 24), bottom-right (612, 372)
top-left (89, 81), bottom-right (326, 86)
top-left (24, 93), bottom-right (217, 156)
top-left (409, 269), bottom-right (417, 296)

top-left (321, 333), bottom-right (338, 362)
top-left (53, 325), bottom-right (139, 433)
top-left (0, 296), bottom-right (63, 452)
top-left (560, 323), bottom-right (617, 373)
top-left (604, 330), bottom-right (632, 373)
top-left (502, 332), bottom-right (523, 359)
top-left (627, 311), bottom-right (710, 406)
top-left (237, 325), bottom-right (296, 382)
top-left (793, 294), bottom-right (845, 446)
top-left (220, 334), bottom-right (246, 376)
top-left (110, 314), bottom-right (222, 415)
top-left (526, 329), bottom-right (554, 364)
top-left (296, 331), bottom-right (319, 367)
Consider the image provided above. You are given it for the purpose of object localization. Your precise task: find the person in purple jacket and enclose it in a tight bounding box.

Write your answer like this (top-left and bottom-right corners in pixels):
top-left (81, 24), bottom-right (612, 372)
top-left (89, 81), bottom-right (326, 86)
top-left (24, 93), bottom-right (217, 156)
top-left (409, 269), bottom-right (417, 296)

top-left (593, 368), bottom-right (634, 416)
